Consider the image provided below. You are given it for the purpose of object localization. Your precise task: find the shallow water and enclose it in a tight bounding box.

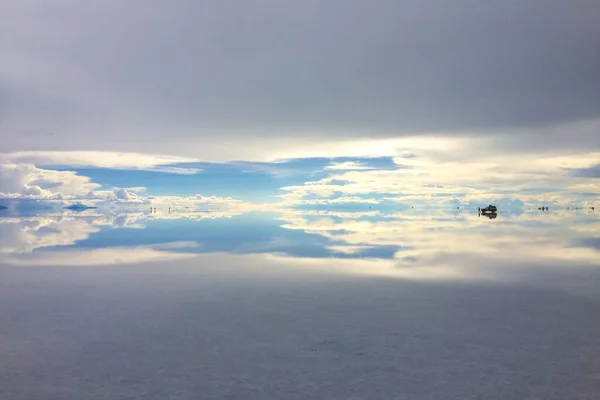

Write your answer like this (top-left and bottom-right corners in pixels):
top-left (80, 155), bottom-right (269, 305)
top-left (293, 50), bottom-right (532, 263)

top-left (1, 209), bottom-right (599, 399)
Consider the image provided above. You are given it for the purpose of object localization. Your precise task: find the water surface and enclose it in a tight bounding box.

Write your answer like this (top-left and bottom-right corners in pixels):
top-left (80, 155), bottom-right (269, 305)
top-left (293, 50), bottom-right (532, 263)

top-left (1, 209), bottom-right (599, 399)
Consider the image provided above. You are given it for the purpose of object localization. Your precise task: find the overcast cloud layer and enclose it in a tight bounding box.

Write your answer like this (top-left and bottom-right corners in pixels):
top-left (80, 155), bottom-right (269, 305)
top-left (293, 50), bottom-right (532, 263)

top-left (1, 0), bottom-right (599, 159)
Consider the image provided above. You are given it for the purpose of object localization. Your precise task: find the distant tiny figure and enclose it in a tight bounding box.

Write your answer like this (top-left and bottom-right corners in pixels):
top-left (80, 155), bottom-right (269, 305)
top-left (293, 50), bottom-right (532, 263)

top-left (592, 207), bottom-right (595, 211)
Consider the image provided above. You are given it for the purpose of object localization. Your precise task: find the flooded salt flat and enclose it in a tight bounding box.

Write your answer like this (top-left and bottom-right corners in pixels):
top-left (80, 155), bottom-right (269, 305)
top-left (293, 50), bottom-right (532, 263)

top-left (1, 209), bottom-right (600, 399)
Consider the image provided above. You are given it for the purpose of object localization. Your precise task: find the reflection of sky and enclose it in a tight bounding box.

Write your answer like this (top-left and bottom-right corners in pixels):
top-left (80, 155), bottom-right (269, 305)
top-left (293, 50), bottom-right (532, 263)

top-left (2, 209), bottom-right (599, 281)
top-left (3, 208), bottom-right (600, 400)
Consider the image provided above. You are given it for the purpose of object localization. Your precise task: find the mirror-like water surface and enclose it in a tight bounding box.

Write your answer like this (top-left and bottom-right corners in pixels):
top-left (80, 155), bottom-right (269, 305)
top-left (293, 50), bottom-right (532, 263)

top-left (2, 209), bottom-right (599, 399)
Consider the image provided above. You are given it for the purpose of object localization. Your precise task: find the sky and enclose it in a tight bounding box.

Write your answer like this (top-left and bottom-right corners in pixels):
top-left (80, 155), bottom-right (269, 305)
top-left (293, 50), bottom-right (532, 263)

top-left (1, 0), bottom-right (599, 211)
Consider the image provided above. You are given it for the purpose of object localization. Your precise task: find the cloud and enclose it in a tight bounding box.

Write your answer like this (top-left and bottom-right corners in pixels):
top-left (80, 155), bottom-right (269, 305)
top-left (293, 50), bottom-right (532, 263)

top-left (0, 162), bottom-right (153, 206)
top-left (280, 144), bottom-right (600, 208)
top-left (0, 151), bottom-right (199, 173)
top-left (0, 162), bottom-right (101, 197)
top-left (569, 164), bottom-right (600, 179)
top-left (0, 160), bottom-right (277, 214)
top-left (1, 1), bottom-right (598, 160)
top-left (294, 196), bottom-right (381, 205)
top-left (145, 166), bottom-right (201, 175)
top-left (325, 161), bottom-right (375, 171)
top-left (83, 187), bottom-right (148, 205)
top-left (3, 142), bottom-right (599, 212)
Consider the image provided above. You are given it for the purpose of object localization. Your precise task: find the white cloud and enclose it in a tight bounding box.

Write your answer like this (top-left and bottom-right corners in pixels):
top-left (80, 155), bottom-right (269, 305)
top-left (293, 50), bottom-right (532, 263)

top-left (0, 162), bottom-right (101, 198)
top-left (145, 166), bottom-right (201, 175)
top-left (0, 151), bottom-right (199, 173)
top-left (0, 161), bottom-right (269, 212)
top-left (325, 161), bottom-right (376, 171)
top-left (280, 144), bottom-right (600, 208)
top-left (0, 162), bottom-right (153, 206)
top-left (269, 136), bottom-right (468, 162)
top-left (295, 196), bottom-right (381, 205)
top-left (84, 188), bottom-right (148, 205)
top-left (2, 135), bottom-right (599, 213)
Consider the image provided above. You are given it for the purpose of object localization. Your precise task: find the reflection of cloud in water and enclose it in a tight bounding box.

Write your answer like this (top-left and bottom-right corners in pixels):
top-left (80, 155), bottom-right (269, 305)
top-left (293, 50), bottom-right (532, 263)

top-left (1, 210), bottom-right (599, 283)
top-left (0, 210), bottom-right (241, 255)
top-left (2, 245), bottom-right (197, 267)
top-left (149, 210), bottom-right (244, 221)
top-left (276, 210), bottom-right (600, 279)
top-left (0, 216), bottom-right (102, 254)
top-left (573, 238), bottom-right (600, 250)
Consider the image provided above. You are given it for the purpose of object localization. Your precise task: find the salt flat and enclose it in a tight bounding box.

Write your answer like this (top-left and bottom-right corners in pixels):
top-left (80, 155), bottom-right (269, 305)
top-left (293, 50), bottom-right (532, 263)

top-left (1, 211), bottom-right (599, 399)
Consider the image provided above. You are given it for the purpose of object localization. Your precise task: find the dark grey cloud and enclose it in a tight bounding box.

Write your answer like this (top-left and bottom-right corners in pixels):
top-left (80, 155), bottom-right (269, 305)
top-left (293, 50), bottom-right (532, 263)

top-left (569, 164), bottom-right (600, 178)
top-left (1, 0), bottom-right (599, 155)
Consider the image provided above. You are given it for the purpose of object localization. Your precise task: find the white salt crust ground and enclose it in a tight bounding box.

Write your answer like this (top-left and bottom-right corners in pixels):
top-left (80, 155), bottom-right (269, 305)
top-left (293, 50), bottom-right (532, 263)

top-left (1, 261), bottom-right (599, 400)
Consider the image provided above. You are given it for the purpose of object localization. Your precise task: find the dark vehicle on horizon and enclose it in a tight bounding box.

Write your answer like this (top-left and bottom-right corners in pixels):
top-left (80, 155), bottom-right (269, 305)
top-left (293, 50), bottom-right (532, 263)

top-left (479, 205), bottom-right (497, 213)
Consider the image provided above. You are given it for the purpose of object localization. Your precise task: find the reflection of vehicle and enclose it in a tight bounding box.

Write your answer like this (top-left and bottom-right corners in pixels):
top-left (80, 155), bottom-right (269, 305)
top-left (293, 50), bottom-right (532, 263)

top-left (482, 212), bottom-right (497, 219)
top-left (479, 205), bottom-right (497, 213)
